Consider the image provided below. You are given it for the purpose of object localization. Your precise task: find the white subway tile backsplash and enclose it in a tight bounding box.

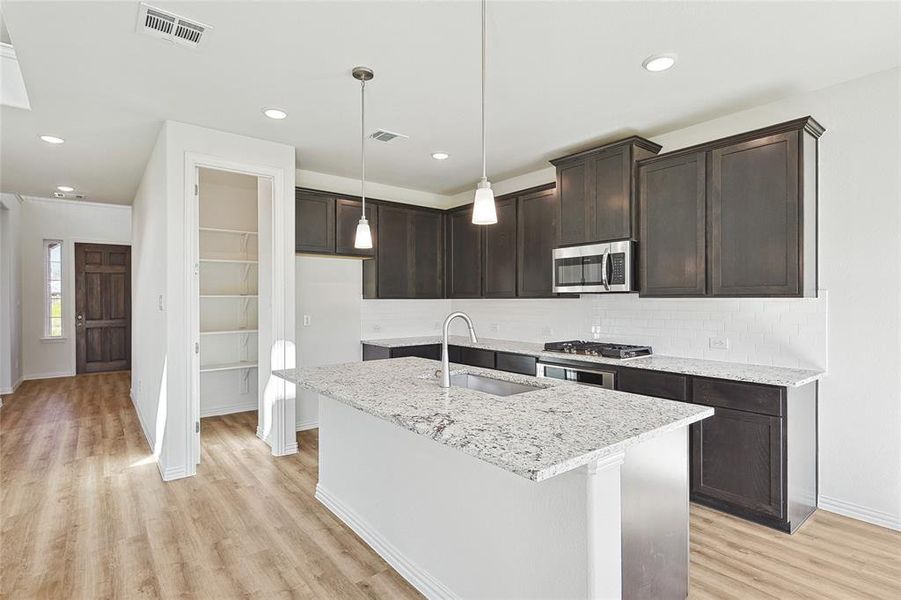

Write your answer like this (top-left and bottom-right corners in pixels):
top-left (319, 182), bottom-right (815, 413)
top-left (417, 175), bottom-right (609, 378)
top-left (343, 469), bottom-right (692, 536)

top-left (361, 291), bottom-right (827, 370)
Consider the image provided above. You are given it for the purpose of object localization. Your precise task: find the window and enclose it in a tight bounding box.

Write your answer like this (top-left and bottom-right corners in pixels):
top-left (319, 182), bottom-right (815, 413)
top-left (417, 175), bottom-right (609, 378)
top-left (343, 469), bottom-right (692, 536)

top-left (44, 240), bottom-right (63, 338)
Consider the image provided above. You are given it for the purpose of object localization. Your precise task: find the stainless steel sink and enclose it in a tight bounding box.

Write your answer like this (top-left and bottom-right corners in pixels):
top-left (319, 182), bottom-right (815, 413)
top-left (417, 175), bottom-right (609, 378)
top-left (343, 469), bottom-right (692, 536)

top-left (449, 373), bottom-right (543, 397)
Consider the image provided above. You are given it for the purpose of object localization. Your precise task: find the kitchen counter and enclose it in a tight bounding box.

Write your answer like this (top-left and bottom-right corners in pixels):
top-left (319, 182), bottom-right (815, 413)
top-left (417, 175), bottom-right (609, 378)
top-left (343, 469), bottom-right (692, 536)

top-left (275, 357), bottom-right (712, 481)
top-left (362, 335), bottom-right (825, 387)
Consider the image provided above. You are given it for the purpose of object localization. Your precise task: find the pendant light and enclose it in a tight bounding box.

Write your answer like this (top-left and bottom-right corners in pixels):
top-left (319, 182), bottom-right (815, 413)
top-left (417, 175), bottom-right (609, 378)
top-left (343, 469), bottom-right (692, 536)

top-left (353, 66), bottom-right (374, 249)
top-left (471, 0), bottom-right (497, 225)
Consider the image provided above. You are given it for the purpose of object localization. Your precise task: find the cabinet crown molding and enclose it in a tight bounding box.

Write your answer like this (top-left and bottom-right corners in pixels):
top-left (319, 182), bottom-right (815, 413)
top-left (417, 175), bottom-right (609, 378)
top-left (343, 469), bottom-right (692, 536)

top-left (549, 135), bottom-right (662, 166)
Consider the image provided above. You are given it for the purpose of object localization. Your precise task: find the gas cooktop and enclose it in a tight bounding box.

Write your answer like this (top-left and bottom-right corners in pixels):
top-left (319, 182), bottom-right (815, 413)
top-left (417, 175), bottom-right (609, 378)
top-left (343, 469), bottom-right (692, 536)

top-left (543, 340), bottom-right (653, 359)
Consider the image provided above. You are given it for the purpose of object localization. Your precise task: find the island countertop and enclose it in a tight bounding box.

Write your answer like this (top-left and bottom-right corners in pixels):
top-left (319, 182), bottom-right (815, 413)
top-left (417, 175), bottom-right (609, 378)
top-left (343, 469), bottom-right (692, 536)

top-left (362, 335), bottom-right (825, 388)
top-left (275, 357), bottom-right (713, 482)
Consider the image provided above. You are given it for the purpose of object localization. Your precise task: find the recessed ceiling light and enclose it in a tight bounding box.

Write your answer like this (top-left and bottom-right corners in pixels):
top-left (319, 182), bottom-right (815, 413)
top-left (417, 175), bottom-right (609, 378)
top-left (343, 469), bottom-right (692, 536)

top-left (642, 54), bottom-right (677, 72)
top-left (431, 152), bottom-right (450, 160)
top-left (40, 135), bottom-right (65, 144)
top-left (262, 108), bottom-right (287, 120)
top-left (57, 185), bottom-right (75, 192)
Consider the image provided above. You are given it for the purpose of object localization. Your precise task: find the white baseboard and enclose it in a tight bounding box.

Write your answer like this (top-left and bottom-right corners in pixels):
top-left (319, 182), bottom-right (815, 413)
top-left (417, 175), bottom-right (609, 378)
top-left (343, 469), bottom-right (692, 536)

top-left (130, 390), bottom-right (156, 452)
top-left (819, 495), bottom-right (901, 532)
top-left (296, 418), bottom-right (319, 432)
top-left (24, 370), bottom-right (75, 381)
top-left (0, 376), bottom-right (23, 396)
top-left (200, 400), bottom-right (258, 418)
top-left (315, 484), bottom-right (457, 600)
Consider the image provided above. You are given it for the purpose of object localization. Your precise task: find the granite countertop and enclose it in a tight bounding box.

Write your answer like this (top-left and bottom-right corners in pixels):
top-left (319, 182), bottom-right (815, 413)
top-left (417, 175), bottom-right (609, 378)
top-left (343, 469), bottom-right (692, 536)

top-left (362, 335), bottom-right (825, 388)
top-left (275, 357), bottom-right (712, 482)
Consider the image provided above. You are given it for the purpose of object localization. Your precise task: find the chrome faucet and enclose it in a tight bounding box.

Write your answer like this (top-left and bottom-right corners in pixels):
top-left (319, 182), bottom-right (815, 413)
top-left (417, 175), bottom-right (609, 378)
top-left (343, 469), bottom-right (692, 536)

top-left (440, 312), bottom-right (479, 388)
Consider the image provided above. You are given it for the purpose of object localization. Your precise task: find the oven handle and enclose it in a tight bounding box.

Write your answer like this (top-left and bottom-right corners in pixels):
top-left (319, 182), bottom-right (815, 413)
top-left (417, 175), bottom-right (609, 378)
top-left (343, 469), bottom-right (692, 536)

top-left (536, 362), bottom-right (617, 389)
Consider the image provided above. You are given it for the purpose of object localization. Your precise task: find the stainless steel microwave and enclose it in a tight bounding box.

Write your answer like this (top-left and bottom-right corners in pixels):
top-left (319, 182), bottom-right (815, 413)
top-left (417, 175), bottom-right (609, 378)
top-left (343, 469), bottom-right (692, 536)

top-left (552, 240), bottom-right (636, 293)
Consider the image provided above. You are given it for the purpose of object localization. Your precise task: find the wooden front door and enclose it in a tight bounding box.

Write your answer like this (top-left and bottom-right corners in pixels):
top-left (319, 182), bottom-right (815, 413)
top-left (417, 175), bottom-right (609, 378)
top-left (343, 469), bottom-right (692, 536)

top-left (75, 243), bottom-right (131, 373)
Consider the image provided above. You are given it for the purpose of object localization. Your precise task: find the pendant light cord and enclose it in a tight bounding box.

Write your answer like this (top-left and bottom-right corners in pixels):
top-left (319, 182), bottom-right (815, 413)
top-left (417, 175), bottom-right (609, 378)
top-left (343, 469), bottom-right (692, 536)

top-left (481, 0), bottom-right (487, 181)
top-left (361, 78), bottom-right (366, 212)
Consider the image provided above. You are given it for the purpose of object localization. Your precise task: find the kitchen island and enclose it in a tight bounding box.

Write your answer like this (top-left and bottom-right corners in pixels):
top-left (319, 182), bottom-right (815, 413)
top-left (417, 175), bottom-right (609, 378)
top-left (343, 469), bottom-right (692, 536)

top-left (276, 357), bottom-right (713, 599)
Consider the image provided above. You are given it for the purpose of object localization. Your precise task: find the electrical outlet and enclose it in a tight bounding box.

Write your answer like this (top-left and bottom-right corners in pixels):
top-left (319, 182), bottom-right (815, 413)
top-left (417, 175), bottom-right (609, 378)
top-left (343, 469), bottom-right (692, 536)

top-left (541, 326), bottom-right (553, 336)
top-left (490, 323), bottom-right (500, 333)
top-left (709, 337), bottom-right (730, 350)
top-left (433, 321), bottom-right (440, 330)
top-left (303, 315), bottom-right (312, 327)
top-left (373, 324), bottom-right (382, 332)
top-left (158, 294), bottom-right (164, 311)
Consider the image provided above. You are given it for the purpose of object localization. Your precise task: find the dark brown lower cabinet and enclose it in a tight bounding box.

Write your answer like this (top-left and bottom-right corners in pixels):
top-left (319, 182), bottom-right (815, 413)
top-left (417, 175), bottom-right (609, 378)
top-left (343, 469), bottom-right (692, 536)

top-left (691, 407), bottom-right (785, 520)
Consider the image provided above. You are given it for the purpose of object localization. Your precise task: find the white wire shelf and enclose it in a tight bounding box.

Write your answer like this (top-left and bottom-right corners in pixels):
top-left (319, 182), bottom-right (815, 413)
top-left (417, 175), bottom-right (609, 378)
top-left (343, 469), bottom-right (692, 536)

top-left (200, 329), bottom-right (258, 336)
top-left (199, 294), bottom-right (259, 299)
top-left (199, 258), bottom-right (258, 264)
top-left (200, 361), bottom-right (258, 373)
top-left (199, 227), bottom-right (258, 236)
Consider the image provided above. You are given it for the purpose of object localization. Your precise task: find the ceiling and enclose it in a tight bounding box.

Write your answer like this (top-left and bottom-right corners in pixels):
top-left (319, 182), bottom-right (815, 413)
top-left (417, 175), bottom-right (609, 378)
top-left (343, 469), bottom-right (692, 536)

top-left (1, 1), bottom-right (898, 205)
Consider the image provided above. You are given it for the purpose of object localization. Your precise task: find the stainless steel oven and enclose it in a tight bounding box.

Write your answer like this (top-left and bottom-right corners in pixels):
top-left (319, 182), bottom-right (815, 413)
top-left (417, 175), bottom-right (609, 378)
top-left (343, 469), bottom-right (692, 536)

top-left (535, 361), bottom-right (617, 389)
top-left (552, 240), bottom-right (636, 293)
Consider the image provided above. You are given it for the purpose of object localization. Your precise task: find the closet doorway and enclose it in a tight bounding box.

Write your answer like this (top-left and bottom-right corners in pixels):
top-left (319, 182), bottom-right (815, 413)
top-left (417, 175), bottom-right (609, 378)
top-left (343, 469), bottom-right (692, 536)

top-left (196, 168), bottom-right (260, 450)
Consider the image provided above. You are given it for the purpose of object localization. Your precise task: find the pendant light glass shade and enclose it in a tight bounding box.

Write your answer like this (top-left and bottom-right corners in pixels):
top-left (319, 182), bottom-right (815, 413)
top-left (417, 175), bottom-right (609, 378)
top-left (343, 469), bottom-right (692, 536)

top-left (472, 0), bottom-right (496, 225)
top-left (353, 66), bottom-right (374, 250)
top-left (472, 179), bottom-right (497, 224)
top-left (354, 216), bottom-right (373, 249)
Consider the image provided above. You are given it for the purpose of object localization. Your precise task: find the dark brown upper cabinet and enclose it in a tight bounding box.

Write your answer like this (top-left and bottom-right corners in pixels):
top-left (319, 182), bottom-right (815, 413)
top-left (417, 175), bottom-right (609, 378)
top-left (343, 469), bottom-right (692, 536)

top-left (376, 204), bottom-right (411, 298)
top-left (295, 190), bottom-right (335, 253)
top-left (335, 198), bottom-right (377, 257)
top-left (376, 204), bottom-right (444, 299)
top-left (410, 209), bottom-right (444, 298)
top-left (551, 137), bottom-right (662, 246)
top-left (637, 117), bottom-right (823, 298)
top-left (446, 206), bottom-right (482, 298)
top-left (516, 186), bottom-right (558, 297)
top-left (483, 197), bottom-right (517, 297)
top-left (708, 129), bottom-right (816, 296)
top-left (638, 152), bottom-right (707, 297)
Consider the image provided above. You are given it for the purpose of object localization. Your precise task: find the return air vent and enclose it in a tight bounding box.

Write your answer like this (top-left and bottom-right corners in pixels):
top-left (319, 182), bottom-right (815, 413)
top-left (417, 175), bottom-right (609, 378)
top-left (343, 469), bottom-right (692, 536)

top-left (136, 3), bottom-right (211, 49)
top-left (53, 192), bottom-right (85, 200)
top-left (370, 129), bottom-right (409, 143)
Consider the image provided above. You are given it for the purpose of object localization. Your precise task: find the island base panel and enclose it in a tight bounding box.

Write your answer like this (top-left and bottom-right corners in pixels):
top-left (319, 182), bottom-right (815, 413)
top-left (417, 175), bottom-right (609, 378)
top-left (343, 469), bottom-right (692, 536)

top-left (315, 394), bottom-right (624, 599)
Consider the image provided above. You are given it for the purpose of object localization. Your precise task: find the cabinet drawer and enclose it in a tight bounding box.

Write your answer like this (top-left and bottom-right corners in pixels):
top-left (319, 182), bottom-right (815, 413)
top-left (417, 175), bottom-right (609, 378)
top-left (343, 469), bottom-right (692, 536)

top-left (692, 377), bottom-right (784, 417)
top-left (496, 352), bottom-right (537, 376)
top-left (618, 368), bottom-right (688, 401)
top-left (459, 347), bottom-right (495, 369)
top-left (391, 344), bottom-right (441, 361)
top-left (362, 344), bottom-right (391, 361)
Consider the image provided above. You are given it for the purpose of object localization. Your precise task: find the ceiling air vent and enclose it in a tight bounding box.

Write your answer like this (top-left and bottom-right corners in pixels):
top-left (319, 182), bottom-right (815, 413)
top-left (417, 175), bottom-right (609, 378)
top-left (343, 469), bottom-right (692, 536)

top-left (53, 192), bottom-right (85, 200)
top-left (136, 3), bottom-right (211, 49)
top-left (370, 130), bottom-right (409, 143)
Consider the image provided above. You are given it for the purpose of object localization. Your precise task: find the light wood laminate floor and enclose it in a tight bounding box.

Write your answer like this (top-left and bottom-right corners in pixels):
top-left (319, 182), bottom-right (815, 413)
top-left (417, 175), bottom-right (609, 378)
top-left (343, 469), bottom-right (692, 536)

top-left (2, 372), bottom-right (899, 599)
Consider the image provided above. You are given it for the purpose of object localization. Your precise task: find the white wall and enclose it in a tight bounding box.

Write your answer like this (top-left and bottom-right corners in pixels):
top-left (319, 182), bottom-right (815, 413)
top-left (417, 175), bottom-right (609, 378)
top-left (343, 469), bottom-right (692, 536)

top-left (131, 121), bottom-right (296, 480)
top-left (362, 68), bottom-right (901, 530)
top-left (16, 196), bottom-right (131, 380)
top-left (131, 124), bottom-right (168, 460)
top-left (295, 255), bottom-right (363, 430)
top-left (297, 169), bottom-right (453, 210)
top-left (0, 193), bottom-right (23, 395)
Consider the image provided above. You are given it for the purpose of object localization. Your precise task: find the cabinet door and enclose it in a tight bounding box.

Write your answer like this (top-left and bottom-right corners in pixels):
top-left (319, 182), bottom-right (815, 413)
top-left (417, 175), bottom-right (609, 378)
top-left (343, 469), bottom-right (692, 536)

top-left (593, 148), bottom-right (632, 241)
top-left (483, 197), bottom-right (517, 297)
top-left (691, 407), bottom-right (785, 519)
top-left (709, 132), bottom-right (801, 296)
top-left (517, 188), bottom-right (557, 297)
top-left (410, 210), bottom-right (444, 298)
top-left (447, 208), bottom-right (482, 298)
top-left (557, 160), bottom-right (591, 246)
top-left (376, 205), bottom-right (411, 298)
top-left (335, 198), bottom-right (377, 257)
top-left (295, 191), bottom-right (335, 253)
top-left (639, 152), bottom-right (707, 296)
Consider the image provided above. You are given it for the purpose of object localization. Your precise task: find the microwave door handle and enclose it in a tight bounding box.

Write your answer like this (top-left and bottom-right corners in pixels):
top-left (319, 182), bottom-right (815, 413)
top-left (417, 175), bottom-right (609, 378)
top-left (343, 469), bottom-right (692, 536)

top-left (601, 250), bottom-right (610, 290)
